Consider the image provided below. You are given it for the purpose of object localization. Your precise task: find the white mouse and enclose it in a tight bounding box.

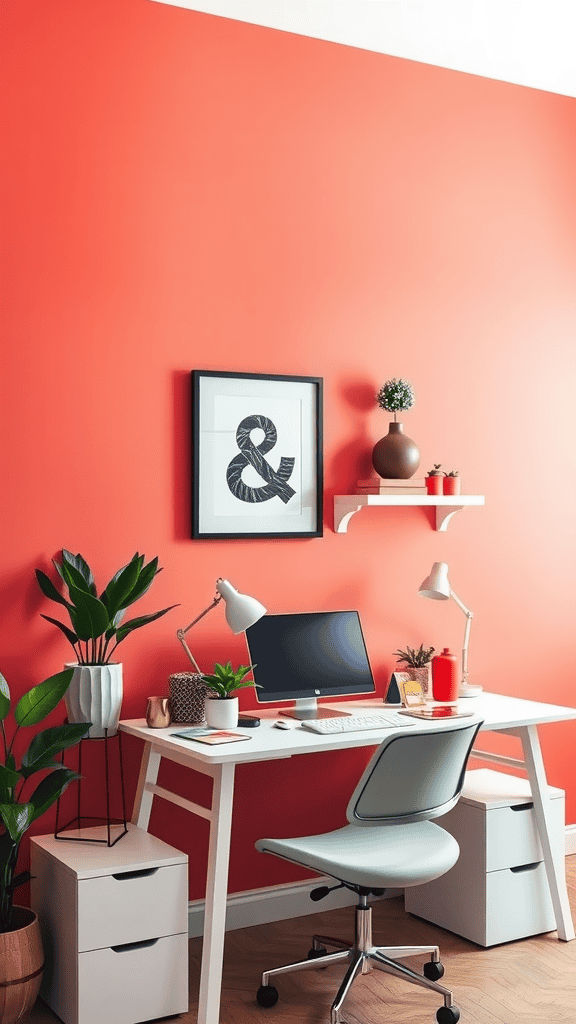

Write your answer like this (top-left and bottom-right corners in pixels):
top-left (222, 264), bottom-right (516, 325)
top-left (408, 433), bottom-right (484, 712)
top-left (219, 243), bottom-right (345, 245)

top-left (273, 719), bottom-right (296, 730)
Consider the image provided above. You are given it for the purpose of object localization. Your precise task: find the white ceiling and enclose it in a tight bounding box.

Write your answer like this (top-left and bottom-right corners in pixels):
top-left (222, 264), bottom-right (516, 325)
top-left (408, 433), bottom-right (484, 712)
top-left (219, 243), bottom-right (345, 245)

top-left (149, 1), bottom-right (576, 99)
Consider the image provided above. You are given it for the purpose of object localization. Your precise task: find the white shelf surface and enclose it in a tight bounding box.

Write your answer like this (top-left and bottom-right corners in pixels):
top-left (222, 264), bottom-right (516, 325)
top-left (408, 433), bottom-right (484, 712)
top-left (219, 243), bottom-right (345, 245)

top-left (334, 494), bottom-right (485, 533)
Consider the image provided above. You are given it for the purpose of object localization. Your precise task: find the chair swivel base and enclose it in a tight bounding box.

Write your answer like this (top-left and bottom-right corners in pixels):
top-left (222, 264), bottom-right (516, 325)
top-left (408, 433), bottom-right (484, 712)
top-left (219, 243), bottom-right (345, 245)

top-left (256, 897), bottom-right (460, 1024)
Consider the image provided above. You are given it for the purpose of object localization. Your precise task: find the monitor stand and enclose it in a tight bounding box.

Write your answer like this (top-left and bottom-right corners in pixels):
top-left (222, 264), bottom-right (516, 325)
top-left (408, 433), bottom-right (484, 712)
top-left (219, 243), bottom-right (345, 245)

top-left (280, 698), bottom-right (351, 721)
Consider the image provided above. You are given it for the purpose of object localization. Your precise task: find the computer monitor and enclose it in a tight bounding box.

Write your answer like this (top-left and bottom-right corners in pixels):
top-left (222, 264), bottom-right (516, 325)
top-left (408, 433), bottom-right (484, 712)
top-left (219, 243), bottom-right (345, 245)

top-left (245, 611), bottom-right (376, 719)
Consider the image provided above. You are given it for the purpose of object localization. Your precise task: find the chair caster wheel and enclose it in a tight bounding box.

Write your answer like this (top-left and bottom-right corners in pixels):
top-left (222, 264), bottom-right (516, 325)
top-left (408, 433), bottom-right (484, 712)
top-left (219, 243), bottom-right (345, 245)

top-left (436, 1005), bottom-right (460, 1023)
top-left (424, 960), bottom-right (445, 981)
top-left (307, 946), bottom-right (328, 959)
top-left (256, 984), bottom-right (279, 1007)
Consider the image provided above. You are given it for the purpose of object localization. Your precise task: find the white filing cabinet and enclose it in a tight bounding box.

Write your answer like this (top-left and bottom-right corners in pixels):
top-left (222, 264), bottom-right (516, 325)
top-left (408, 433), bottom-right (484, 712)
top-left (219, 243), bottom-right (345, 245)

top-left (30, 824), bottom-right (189, 1024)
top-left (404, 769), bottom-right (565, 946)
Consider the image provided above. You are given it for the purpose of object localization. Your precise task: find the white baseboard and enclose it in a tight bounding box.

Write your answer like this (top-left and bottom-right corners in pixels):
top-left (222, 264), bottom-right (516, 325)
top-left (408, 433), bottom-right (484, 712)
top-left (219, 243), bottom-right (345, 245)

top-left (188, 825), bottom-right (576, 937)
top-left (187, 877), bottom-right (399, 938)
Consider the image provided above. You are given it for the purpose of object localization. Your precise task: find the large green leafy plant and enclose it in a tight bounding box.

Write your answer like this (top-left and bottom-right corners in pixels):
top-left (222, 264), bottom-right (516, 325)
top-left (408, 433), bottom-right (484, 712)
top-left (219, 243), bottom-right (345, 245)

top-left (0, 668), bottom-right (90, 931)
top-left (36, 550), bottom-right (177, 665)
top-left (201, 662), bottom-right (259, 700)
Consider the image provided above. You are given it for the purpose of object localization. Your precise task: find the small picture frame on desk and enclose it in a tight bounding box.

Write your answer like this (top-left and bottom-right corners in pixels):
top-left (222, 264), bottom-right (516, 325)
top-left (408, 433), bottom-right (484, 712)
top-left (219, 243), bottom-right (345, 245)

top-left (397, 675), bottom-right (427, 708)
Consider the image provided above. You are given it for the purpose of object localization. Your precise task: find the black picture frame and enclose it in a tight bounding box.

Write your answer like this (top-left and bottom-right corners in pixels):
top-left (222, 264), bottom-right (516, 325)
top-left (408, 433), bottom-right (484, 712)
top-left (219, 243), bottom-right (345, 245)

top-left (191, 370), bottom-right (323, 539)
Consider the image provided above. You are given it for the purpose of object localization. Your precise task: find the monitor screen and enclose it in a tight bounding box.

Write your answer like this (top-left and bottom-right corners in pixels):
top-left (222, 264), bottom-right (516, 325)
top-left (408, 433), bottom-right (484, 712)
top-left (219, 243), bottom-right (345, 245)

top-left (246, 611), bottom-right (375, 717)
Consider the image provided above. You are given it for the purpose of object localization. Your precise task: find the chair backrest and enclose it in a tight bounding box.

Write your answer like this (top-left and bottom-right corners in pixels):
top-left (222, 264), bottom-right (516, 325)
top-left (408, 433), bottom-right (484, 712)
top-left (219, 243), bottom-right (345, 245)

top-left (346, 718), bottom-right (482, 827)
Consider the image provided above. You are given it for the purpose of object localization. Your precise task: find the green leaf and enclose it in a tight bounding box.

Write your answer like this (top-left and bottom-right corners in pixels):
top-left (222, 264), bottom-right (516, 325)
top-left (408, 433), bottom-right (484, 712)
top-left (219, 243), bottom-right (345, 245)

top-left (0, 762), bottom-right (22, 797)
top-left (20, 722), bottom-right (91, 778)
top-left (62, 550), bottom-right (95, 591)
top-left (0, 672), bottom-right (9, 722)
top-left (14, 668), bottom-right (74, 728)
top-left (68, 586), bottom-right (111, 641)
top-left (114, 605), bottom-right (178, 645)
top-left (28, 768), bottom-right (80, 822)
top-left (100, 555), bottom-right (142, 619)
top-left (60, 558), bottom-right (95, 595)
top-left (36, 568), bottom-right (70, 608)
top-left (0, 803), bottom-right (34, 843)
top-left (121, 557), bottom-right (161, 609)
top-left (40, 614), bottom-right (79, 647)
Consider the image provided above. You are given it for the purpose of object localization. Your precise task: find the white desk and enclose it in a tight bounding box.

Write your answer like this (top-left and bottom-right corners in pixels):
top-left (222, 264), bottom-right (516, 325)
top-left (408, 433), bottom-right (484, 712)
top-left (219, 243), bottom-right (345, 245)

top-left (120, 693), bottom-right (576, 1024)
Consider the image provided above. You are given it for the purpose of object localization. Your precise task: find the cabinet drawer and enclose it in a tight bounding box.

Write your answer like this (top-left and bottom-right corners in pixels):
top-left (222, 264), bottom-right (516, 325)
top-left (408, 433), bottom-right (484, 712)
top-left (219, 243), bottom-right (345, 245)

top-left (484, 861), bottom-right (556, 945)
top-left (77, 862), bottom-right (188, 951)
top-left (77, 932), bottom-right (188, 1024)
top-left (485, 797), bottom-right (564, 871)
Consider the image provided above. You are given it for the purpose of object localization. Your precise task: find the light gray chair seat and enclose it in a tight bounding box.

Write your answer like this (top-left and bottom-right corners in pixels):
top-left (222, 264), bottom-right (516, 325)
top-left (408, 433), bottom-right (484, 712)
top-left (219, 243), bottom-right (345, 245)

top-left (255, 718), bottom-right (483, 1024)
top-left (256, 819), bottom-right (460, 890)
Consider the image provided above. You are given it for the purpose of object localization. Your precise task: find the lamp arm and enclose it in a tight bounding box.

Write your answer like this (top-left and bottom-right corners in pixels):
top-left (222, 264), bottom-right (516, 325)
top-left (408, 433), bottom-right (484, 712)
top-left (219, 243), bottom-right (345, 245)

top-left (450, 588), bottom-right (474, 681)
top-left (176, 595), bottom-right (222, 673)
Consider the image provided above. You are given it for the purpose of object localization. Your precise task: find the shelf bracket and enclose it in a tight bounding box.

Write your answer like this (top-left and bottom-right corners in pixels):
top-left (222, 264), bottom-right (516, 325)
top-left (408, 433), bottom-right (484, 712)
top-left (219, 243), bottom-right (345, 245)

top-left (334, 501), bottom-right (364, 534)
top-left (435, 505), bottom-right (465, 532)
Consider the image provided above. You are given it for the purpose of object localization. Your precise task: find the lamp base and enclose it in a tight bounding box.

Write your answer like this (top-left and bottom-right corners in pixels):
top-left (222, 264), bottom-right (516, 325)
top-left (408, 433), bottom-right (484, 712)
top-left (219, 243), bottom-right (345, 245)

top-left (459, 682), bottom-right (483, 697)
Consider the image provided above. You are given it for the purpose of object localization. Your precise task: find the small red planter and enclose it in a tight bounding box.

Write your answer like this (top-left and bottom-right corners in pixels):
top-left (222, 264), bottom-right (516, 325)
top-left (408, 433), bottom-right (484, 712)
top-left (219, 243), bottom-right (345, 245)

top-left (425, 475), bottom-right (443, 495)
top-left (443, 476), bottom-right (461, 495)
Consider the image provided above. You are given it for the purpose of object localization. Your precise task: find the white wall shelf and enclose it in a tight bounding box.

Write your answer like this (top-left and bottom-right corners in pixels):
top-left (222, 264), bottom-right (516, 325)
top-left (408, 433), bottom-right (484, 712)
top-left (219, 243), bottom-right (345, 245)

top-left (334, 494), bottom-right (485, 533)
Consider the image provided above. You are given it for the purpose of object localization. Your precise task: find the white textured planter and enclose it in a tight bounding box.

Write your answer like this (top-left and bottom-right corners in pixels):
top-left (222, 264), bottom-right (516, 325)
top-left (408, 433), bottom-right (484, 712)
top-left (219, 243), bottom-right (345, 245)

top-left (205, 696), bottom-right (239, 730)
top-left (65, 663), bottom-right (123, 738)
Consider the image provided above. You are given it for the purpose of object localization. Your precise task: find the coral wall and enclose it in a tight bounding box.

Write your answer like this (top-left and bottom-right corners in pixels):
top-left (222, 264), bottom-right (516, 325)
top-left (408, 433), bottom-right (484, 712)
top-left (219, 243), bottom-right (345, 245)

top-left (2, 0), bottom-right (575, 898)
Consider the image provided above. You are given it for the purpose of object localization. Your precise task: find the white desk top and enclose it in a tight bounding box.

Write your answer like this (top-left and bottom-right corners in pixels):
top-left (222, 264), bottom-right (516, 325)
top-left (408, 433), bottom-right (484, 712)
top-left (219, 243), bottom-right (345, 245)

top-left (119, 692), bottom-right (576, 767)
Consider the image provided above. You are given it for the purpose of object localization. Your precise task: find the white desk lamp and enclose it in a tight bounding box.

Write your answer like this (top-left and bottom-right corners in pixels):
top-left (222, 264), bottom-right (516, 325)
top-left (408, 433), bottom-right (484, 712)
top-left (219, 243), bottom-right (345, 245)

top-left (177, 578), bottom-right (266, 672)
top-left (418, 561), bottom-right (482, 697)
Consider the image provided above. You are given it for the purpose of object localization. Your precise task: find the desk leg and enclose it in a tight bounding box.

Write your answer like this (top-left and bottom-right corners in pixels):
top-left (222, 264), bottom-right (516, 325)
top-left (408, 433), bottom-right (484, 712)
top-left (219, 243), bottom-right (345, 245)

top-left (131, 741), bottom-right (161, 831)
top-left (520, 724), bottom-right (575, 942)
top-left (198, 761), bottom-right (236, 1024)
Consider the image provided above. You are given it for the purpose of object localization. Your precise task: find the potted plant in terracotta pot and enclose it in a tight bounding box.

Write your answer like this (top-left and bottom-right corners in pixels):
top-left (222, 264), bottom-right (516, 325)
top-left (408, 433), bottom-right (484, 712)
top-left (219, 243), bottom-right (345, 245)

top-left (443, 470), bottom-right (461, 495)
top-left (201, 662), bottom-right (259, 729)
top-left (393, 644), bottom-right (435, 700)
top-left (0, 667), bottom-right (90, 1023)
top-left (36, 551), bottom-right (177, 738)
top-left (372, 378), bottom-right (420, 479)
top-left (425, 464), bottom-right (444, 495)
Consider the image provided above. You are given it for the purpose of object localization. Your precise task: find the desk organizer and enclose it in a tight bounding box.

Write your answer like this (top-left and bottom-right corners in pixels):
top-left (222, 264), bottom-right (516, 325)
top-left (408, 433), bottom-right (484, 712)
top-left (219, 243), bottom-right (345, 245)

top-left (31, 824), bottom-right (189, 1024)
top-left (404, 768), bottom-right (565, 946)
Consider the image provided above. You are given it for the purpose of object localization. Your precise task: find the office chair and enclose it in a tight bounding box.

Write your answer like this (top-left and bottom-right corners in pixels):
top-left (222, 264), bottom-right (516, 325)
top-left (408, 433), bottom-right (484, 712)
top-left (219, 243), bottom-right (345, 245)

top-left (255, 717), bottom-right (482, 1024)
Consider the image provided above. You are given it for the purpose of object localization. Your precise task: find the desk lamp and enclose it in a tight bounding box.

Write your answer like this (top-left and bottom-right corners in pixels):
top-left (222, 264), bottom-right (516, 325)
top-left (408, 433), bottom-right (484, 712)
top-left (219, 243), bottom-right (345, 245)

top-left (177, 578), bottom-right (266, 672)
top-left (418, 561), bottom-right (482, 697)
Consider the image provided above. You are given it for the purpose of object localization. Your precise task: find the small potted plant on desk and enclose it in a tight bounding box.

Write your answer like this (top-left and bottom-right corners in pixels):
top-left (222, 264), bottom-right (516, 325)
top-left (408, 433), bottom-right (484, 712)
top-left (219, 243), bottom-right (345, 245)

top-left (201, 663), bottom-right (258, 729)
top-left (393, 644), bottom-right (435, 700)
top-left (0, 667), bottom-right (90, 1023)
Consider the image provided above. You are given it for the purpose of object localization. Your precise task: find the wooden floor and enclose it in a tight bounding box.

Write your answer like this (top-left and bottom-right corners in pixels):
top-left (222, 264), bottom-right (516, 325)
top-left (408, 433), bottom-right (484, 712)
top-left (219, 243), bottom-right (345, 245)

top-left (30, 856), bottom-right (576, 1023)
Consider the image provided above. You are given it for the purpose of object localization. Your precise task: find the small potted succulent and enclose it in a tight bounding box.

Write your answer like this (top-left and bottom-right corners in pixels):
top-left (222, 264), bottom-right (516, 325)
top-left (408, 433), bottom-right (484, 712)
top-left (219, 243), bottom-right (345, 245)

top-left (36, 550), bottom-right (177, 737)
top-left (425, 464), bottom-right (444, 495)
top-left (372, 378), bottom-right (420, 479)
top-left (201, 662), bottom-right (259, 729)
top-left (393, 644), bottom-right (435, 699)
top-left (443, 470), bottom-right (461, 495)
top-left (0, 667), bottom-right (90, 1018)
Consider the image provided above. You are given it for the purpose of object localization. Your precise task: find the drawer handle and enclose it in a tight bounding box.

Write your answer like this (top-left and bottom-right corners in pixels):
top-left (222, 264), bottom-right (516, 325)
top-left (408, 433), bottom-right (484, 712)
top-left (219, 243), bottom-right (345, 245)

top-left (111, 937), bottom-right (159, 953)
top-left (510, 862), bottom-right (540, 874)
top-left (111, 867), bottom-right (160, 881)
top-left (510, 802), bottom-right (533, 812)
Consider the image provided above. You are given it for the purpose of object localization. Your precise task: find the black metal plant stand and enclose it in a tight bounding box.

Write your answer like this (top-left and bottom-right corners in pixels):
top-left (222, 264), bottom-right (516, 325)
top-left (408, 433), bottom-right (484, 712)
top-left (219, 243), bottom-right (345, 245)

top-left (54, 727), bottom-right (128, 847)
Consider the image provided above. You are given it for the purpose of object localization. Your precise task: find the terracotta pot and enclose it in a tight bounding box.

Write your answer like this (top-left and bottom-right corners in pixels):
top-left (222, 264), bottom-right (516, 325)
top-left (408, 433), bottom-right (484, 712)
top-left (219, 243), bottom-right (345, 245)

top-left (443, 476), bottom-right (461, 495)
top-left (0, 908), bottom-right (44, 1024)
top-left (371, 422), bottom-right (420, 479)
top-left (425, 475), bottom-right (443, 495)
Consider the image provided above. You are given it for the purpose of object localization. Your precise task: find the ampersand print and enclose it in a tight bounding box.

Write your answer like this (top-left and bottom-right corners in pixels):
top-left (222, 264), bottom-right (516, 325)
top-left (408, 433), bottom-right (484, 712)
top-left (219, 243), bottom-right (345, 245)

top-left (226, 415), bottom-right (296, 504)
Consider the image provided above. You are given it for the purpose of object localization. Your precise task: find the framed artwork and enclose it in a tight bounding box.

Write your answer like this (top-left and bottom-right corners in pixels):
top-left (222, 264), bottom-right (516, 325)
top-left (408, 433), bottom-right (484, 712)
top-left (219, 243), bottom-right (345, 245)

top-left (191, 370), bottom-right (323, 539)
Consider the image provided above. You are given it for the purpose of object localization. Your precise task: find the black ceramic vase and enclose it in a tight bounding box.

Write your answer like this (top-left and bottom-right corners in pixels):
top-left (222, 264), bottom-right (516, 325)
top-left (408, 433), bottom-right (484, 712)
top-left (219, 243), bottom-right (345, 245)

top-left (371, 422), bottom-right (420, 479)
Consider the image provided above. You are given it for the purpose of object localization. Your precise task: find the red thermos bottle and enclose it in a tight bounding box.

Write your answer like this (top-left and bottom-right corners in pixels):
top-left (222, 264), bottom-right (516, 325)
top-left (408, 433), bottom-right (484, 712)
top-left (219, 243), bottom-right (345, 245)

top-left (432, 648), bottom-right (459, 702)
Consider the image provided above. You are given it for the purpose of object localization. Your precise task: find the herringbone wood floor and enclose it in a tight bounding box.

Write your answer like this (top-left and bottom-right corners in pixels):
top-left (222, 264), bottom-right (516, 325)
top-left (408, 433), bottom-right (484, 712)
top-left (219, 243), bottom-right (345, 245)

top-left (30, 856), bottom-right (576, 1023)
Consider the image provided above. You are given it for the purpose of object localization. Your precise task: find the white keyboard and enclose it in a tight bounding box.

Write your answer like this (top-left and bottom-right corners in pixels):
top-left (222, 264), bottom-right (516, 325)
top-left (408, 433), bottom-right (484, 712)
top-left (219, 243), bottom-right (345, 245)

top-left (300, 711), bottom-right (415, 735)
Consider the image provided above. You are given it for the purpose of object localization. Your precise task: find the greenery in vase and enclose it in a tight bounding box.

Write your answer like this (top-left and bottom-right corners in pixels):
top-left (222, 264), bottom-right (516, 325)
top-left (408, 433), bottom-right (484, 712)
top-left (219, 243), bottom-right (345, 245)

top-left (36, 550), bottom-right (177, 666)
top-left (201, 662), bottom-right (260, 700)
top-left (376, 378), bottom-right (415, 422)
top-left (393, 644), bottom-right (435, 668)
top-left (0, 668), bottom-right (90, 931)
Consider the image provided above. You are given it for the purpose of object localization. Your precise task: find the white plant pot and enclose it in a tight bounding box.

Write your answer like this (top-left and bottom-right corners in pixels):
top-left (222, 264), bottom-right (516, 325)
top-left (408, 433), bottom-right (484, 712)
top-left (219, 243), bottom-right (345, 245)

top-left (205, 696), bottom-right (239, 730)
top-left (65, 663), bottom-right (123, 738)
